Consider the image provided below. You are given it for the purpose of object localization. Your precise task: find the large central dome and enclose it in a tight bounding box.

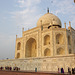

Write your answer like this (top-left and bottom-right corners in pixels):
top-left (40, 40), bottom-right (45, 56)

top-left (37, 13), bottom-right (62, 27)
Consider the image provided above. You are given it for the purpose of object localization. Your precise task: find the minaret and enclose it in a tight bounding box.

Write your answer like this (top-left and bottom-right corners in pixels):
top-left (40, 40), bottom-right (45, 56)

top-left (22, 27), bottom-right (24, 32)
top-left (40, 20), bottom-right (43, 30)
top-left (64, 22), bottom-right (66, 29)
top-left (69, 21), bottom-right (71, 27)
top-left (16, 35), bottom-right (17, 39)
top-left (68, 21), bottom-right (71, 30)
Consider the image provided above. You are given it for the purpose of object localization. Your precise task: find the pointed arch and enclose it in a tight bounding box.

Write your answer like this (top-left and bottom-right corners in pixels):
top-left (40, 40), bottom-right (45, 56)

top-left (17, 42), bottom-right (21, 50)
top-left (68, 35), bottom-right (71, 45)
top-left (44, 35), bottom-right (50, 45)
top-left (69, 49), bottom-right (72, 54)
top-left (17, 53), bottom-right (20, 58)
top-left (44, 48), bottom-right (51, 56)
top-left (25, 38), bottom-right (37, 58)
top-left (57, 48), bottom-right (64, 55)
top-left (56, 34), bottom-right (64, 44)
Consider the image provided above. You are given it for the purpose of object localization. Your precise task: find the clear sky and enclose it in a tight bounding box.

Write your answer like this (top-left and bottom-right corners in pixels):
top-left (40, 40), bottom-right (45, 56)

top-left (0, 0), bottom-right (75, 59)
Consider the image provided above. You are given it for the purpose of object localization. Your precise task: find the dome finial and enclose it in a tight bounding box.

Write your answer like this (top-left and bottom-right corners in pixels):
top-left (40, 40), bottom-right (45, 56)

top-left (47, 8), bottom-right (49, 13)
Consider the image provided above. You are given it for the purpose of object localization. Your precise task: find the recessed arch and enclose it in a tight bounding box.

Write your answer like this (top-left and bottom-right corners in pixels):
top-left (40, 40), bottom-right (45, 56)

top-left (56, 34), bottom-right (64, 44)
top-left (44, 35), bottom-right (50, 45)
top-left (25, 38), bottom-right (37, 58)
top-left (68, 35), bottom-right (71, 45)
top-left (17, 42), bottom-right (21, 50)
top-left (69, 49), bottom-right (72, 54)
top-left (44, 48), bottom-right (51, 56)
top-left (57, 48), bottom-right (64, 55)
top-left (17, 53), bottom-right (20, 58)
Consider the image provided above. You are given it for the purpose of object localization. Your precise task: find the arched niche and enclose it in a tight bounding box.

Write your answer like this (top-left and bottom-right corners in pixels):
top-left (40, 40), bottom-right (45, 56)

top-left (44, 35), bottom-right (50, 45)
top-left (68, 35), bottom-right (71, 45)
top-left (44, 48), bottom-right (51, 56)
top-left (56, 34), bottom-right (64, 44)
top-left (25, 38), bottom-right (37, 58)
top-left (69, 49), bottom-right (72, 54)
top-left (17, 42), bottom-right (21, 50)
top-left (17, 53), bottom-right (20, 58)
top-left (57, 48), bottom-right (64, 55)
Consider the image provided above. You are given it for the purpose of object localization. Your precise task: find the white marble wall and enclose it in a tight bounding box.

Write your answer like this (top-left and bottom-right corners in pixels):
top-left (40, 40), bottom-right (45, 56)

top-left (0, 54), bottom-right (75, 72)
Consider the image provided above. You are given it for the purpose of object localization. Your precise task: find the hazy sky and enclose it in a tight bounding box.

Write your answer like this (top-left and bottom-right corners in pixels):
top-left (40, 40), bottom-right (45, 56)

top-left (0, 0), bottom-right (75, 59)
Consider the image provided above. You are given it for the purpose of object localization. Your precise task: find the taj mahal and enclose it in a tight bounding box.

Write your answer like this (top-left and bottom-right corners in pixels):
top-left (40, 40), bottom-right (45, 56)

top-left (0, 9), bottom-right (75, 72)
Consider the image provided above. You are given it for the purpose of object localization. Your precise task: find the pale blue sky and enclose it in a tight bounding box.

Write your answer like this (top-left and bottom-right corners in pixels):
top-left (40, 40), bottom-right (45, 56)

top-left (0, 0), bottom-right (75, 59)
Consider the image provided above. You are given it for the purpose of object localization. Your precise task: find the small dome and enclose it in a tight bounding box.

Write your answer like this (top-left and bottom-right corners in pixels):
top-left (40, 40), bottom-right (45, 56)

top-left (37, 13), bottom-right (62, 27)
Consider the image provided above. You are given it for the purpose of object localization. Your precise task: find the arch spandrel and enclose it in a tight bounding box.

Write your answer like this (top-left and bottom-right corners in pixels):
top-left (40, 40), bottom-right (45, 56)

top-left (25, 34), bottom-right (37, 43)
top-left (25, 38), bottom-right (37, 58)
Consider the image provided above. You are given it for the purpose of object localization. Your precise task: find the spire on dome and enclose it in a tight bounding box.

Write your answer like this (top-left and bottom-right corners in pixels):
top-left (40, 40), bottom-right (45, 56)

top-left (47, 8), bottom-right (49, 13)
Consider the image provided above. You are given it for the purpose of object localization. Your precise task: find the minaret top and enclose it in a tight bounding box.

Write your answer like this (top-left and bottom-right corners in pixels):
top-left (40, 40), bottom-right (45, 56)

top-left (64, 22), bottom-right (66, 29)
top-left (47, 8), bottom-right (49, 13)
top-left (69, 21), bottom-right (71, 27)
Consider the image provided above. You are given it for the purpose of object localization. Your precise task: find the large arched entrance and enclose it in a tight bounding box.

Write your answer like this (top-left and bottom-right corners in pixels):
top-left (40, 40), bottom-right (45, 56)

top-left (25, 38), bottom-right (37, 58)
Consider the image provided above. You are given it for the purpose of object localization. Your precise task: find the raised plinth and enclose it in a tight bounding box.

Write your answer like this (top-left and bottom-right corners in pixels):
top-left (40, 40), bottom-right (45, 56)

top-left (0, 70), bottom-right (70, 75)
